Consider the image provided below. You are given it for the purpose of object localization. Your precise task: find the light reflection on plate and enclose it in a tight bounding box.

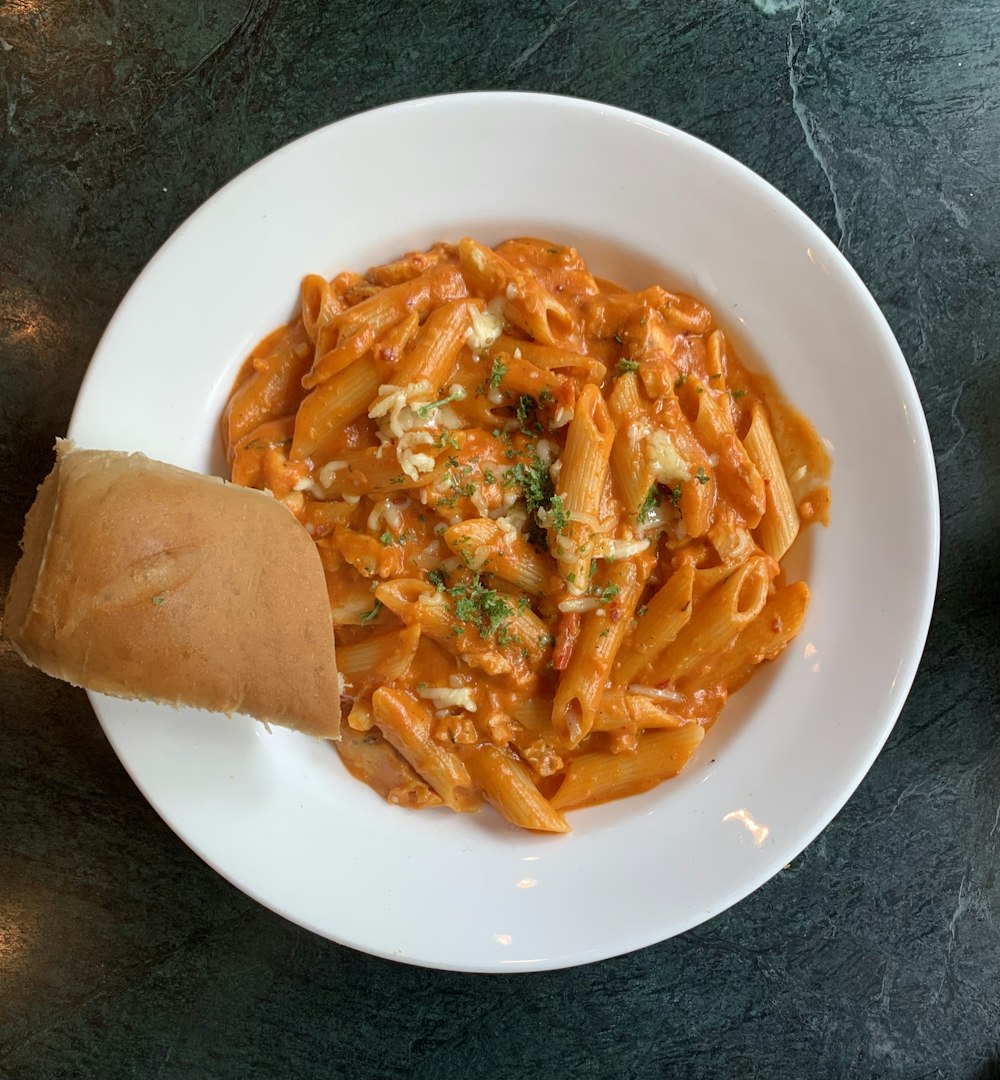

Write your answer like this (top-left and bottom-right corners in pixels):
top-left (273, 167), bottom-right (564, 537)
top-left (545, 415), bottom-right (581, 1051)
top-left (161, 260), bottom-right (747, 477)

top-left (69, 93), bottom-right (938, 972)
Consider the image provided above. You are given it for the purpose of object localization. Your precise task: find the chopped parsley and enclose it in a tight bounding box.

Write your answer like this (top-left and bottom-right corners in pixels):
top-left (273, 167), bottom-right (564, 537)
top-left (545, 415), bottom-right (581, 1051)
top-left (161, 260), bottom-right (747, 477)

top-left (488, 357), bottom-right (507, 390)
top-left (638, 484), bottom-right (661, 522)
top-left (548, 494), bottom-right (568, 532)
top-left (151, 594), bottom-right (167, 606)
top-left (617, 357), bottom-right (639, 373)
top-left (516, 394), bottom-right (544, 435)
top-left (417, 386), bottom-right (467, 418)
top-left (379, 530), bottom-right (393, 546)
top-left (591, 582), bottom-right (621, 604)
top-left (427, 570), bottom-right (447, 591)
top-left (359, 600), bottom-right (383, 625)
top-left (636, 605), bottom-right (649, 618)
top-left (242, 436), bottom-right (292, 452)
top-left (483, 468), bottom-right (497, 484)
top-left (505, 455), bottom-right (553, 517)
top-left (435, 429), bottom-right (459, 450)
top-left (614, 331), bottom-right (624, 344)
top-left (730, 388), bottom-right (747, 399)
top-left (673, 373), bottom-right (688, 389)
top-left (695, 466), bottom-right (710, 485)
top-left (447, 575), bottom-right (514, 641)
top-left (668, 483), bottom-right (683, 507)
top-left (538, 387), bottom-right (554, 404)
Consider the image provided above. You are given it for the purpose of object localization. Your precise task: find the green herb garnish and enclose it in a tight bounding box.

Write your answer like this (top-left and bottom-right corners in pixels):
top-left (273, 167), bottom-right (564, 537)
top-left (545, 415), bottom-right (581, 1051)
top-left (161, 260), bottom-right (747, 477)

top-left (591, 582), bottom-right (621, 604)
top-left (489, 357), bottom-right (507, 390)
top-left (447, 574), bottom-right (513, 641)
top-left (417, 386), bottom-right (467, 418)
top-left (548, 493), bottom-right (568, 532)
top-left (359, 600), bottom-right (383, 625)
top-left (638, 484), bottom-right (661, 522)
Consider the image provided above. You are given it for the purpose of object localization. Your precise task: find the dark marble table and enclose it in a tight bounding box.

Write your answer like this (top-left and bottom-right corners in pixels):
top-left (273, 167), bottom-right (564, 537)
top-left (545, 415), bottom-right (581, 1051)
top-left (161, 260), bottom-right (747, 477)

top-left (2, 2), bottom-right (998, 1077)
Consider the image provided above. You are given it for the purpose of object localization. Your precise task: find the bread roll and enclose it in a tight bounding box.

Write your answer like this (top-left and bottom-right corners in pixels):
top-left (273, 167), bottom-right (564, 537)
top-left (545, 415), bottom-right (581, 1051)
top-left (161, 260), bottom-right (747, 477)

top-left (3, 442), bottom-right (341, 739)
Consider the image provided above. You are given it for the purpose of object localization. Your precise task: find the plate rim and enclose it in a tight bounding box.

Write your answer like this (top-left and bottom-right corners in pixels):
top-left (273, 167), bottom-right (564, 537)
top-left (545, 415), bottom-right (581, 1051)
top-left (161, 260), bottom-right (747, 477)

top-left (68, 90), bottom-right (941, 972)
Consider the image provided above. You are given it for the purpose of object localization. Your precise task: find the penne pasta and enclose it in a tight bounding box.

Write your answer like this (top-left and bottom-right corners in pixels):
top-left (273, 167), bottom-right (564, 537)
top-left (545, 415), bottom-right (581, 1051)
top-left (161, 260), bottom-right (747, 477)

top-left (444, 519), bottom-right (552, 594)
top-left (552, 383), bottom-right (615, 589)
top-left (743, 403), bottom-right (800, 560)
top-left (552, 555), bottom-right (647, 745)
top-left (651, 556), bottom-right (772, 684)
top-left (372, 687), bottom-right (479, 811)
top-left (683, 580), bottom-right (810, 693)
top-left (224, 237), bottom-right (830, 831)
top-left (464, 744), bottom-right (569, 833)
top-left (337, 625), bottom-right (421, 691)
top-left (550, 726), bottom-right (706, 811)
top-left (612, 564), bottom-right (696, 685)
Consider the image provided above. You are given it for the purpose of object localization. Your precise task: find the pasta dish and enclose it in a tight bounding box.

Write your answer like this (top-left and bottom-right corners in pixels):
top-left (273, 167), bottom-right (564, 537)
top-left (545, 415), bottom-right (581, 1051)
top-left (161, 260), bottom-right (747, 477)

top-left (221, 238), bottom-right (831, 833)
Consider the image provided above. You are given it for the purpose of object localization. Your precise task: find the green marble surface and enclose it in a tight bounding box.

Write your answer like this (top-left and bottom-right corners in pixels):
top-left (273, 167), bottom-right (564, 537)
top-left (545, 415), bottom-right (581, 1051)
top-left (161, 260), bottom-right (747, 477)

top-left (1, 1), bottom-right (998, 1077)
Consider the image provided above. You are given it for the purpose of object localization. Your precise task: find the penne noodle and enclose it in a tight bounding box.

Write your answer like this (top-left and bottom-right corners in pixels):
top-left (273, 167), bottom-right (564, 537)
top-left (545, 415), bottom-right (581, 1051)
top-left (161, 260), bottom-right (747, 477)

top-left (300, 274), bottom-right (346, 345)
top-left (608, 373), bottom-right (655, 519)
top-left (743, 403), bottom-right (800, 560)
top-left (395, 298), bottom-right (480, 389)
top-left (372, 687), bottom-right (479, 811)
top-left (223, 322), bottom-right (312, 457)
top-left (323, 263), bottom-right (466, 347)
top-left (684, 580), bottom-right (810, 693)
top-left (590, 688), bottom-right (690, 732)
top-left (550, 725), bottom-right (706, 811)
top-left (374, 578), bottom-right (513, 677)
top-left (337, 624), bottom-right (421, 687)
top-left (490, 354), bottom-right (576, 415)
top-left (464, 745), bottom-right (569, 833)
top-left (458, 238), bottom-right (576, 346)
top-left (684, 382), bottom-right (766, 527)
top-left (485, 335), bottom-right (606, 384)
top-left (612, 564), bottom-right (696, 684)
top-left (651, 556), bottom-right (772, 684)
top-left (443, 519), bottom-right (552, 595)
top-left (553, 383), bottom-right (615, 589)
top-left (552, 556), bottom-right (647, 745)
top-left (292, 354), bottom-right (383, 460)
top-left (223, 236), bottom-right (830, 832)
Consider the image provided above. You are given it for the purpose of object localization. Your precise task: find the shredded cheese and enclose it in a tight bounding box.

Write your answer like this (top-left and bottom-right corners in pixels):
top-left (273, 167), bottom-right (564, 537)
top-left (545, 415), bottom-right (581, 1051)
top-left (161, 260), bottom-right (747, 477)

top-left (647, 429), bottom-right (691, 485)
top-left (626, 685), bottom-right (685, 703)
top-left (466, 306), bottom-right (504, 353)
top-left (417, 686), bottom-right (478, 712)
top-left (557, 596), bottom-right (600, 613)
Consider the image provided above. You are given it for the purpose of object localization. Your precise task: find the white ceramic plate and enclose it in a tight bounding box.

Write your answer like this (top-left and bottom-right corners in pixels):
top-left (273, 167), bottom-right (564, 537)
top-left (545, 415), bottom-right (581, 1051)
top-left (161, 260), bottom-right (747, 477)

top-left (68, 93), bottom-right (938, 972)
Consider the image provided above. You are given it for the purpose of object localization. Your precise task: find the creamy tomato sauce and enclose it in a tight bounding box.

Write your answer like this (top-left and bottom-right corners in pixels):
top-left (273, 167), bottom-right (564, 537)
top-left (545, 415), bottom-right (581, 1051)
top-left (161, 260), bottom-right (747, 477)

top-left (222, 238), bottom-right (830, 830)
